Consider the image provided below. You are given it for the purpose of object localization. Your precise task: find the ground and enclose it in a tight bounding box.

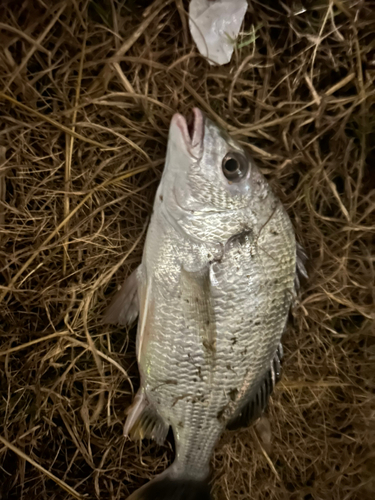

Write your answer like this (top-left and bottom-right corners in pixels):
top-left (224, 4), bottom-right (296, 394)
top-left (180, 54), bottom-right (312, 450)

top-left (0, 1), bottom-right (374, 499)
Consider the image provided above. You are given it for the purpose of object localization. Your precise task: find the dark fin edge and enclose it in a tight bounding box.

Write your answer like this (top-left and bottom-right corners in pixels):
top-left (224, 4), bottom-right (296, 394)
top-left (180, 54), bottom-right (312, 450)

top-left (127, 476), bottom-right (211, 500)
top-left (128, 404), bottom-right (169, 446)
top-left (227, 343), bottom-right (284, 431)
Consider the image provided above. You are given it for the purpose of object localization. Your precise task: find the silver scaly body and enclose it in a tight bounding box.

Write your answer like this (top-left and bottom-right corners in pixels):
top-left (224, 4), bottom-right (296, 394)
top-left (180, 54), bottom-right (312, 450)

top-left (104, 108), bottom-right (301, 499)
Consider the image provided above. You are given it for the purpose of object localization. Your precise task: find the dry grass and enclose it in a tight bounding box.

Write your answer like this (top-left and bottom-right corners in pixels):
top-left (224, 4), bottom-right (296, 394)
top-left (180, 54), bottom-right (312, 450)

top-left (0, 0), bottom-right (374, 499)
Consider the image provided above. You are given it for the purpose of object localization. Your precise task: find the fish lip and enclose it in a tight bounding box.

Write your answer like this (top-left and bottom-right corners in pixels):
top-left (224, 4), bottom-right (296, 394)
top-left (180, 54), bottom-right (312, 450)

top-left (171, 108), bottom-right (205, 153)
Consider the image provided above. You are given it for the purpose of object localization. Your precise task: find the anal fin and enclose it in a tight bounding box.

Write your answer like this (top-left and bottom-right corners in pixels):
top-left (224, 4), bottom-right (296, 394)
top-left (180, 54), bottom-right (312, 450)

top-left (227, 343), bottom-right (284, 431)
top-left (124, 390), bottom-right (169, 446)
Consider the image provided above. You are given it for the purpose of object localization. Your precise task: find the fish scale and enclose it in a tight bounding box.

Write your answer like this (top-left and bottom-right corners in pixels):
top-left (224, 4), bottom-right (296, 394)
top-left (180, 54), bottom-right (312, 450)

top-left (104, 109), bottom-right (299, 500)
top-left (140, 214), bottom-right (294, 471)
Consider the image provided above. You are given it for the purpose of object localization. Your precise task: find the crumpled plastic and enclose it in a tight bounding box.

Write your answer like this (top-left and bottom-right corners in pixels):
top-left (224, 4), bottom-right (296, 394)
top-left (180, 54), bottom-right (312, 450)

top-left (189, 0), bottom-right (248, 66)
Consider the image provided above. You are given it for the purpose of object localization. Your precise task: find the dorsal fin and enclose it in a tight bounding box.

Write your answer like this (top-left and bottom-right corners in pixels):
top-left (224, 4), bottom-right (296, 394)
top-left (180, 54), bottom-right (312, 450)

top-left (227, 343), bottom-right (283, 431)
top-left (294, 242), bottom-right (308, 292)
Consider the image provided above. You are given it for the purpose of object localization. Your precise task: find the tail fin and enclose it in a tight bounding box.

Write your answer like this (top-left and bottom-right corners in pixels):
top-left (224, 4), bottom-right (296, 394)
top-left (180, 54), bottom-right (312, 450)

top-left (127, 475), bottom-right (211, 500)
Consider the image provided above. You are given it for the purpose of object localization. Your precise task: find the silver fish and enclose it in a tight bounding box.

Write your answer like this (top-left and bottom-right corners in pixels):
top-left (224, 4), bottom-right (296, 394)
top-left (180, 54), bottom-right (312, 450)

top-left (104, 108), bottom-right (305, 500)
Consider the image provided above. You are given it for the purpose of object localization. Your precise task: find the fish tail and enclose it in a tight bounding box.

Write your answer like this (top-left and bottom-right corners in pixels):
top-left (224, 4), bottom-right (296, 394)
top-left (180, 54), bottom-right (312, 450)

top-left (126, 472), bottom-right (211, 500)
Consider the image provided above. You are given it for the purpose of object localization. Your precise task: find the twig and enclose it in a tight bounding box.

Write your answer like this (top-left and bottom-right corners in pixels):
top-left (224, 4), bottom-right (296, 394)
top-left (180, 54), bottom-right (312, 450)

top-left (0, 436), bottom-right (86, 500)
top-left (0, 92), bottom-right (115, 150)
top-left (0, 164), bottom-right (152, 303)
top-left (63, 33), bottom-right (87, 276)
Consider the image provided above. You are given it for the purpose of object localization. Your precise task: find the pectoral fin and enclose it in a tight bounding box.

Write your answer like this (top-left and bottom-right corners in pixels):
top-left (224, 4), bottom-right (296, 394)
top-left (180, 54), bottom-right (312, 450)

top-left (103, 266), bottom-right (140, 326)
top-left (180, 266), bottom-right (216, 359)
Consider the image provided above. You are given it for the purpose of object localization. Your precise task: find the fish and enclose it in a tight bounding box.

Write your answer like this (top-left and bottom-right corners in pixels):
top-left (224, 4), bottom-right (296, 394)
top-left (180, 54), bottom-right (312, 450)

top-left (104, 108), bottom-right (307, 500)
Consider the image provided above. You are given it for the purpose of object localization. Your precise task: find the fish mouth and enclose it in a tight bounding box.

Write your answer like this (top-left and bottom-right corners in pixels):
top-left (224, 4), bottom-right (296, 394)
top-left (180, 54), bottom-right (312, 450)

top-left (171, 108), bottom-right (205, 151)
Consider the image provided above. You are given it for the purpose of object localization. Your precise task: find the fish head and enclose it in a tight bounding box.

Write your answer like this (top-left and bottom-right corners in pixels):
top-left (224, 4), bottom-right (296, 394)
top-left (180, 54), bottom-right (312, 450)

top-left (159, 108), bottom-right (272, 238)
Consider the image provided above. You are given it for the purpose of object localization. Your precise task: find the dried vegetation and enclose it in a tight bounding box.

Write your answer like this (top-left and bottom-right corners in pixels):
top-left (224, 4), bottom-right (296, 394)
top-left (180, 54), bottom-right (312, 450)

top-left (0, 0), bottom-right (374, 499)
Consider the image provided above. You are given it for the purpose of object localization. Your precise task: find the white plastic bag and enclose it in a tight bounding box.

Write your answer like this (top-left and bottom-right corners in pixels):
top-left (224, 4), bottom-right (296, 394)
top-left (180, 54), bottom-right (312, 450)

top-left (189, 0), bottom-right (248, 66)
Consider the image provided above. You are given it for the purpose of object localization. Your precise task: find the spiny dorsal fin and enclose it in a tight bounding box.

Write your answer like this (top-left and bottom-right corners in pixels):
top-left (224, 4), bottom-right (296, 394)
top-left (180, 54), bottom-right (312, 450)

top-left (227, 343), bottom-right (283, 431)
top-left (294, 242), bottom-right (308, 292)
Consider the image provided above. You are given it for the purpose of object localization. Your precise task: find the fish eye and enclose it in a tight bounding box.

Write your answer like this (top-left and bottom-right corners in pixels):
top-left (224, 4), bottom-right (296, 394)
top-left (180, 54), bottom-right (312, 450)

top-left (222, 152), bottom-right (249, 182)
